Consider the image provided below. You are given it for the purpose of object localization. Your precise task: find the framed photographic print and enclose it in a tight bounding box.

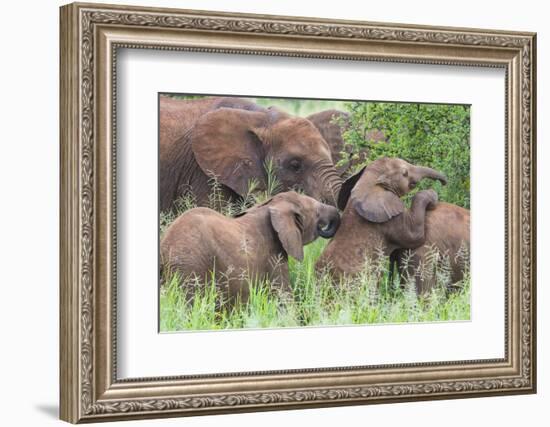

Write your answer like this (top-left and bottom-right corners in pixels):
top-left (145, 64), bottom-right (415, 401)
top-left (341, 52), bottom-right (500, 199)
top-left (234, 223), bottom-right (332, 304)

top-left (59, 2), bottom-right (537, 423)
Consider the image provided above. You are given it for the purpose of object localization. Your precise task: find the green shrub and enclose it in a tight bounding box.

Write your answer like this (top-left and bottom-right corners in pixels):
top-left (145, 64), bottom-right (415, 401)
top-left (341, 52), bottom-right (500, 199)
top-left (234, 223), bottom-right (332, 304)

top-left (341, 102), bottom-right (470, 208)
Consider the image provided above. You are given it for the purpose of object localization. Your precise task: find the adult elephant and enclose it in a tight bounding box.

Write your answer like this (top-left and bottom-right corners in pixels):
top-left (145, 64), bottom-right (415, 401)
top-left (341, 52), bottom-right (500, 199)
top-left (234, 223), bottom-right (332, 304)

top-left (315, 157), bottom-right (447, 278)
top-left (160, 96), bottom-right (343, 211)
top-left (391, 203), bottom-right (470, 294)
top-left (307, 109), bottom-right (382, 178)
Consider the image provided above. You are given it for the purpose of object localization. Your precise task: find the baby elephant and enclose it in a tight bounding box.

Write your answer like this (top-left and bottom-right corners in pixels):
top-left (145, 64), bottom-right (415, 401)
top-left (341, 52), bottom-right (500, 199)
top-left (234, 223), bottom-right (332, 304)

top-left (161, 191), bottom-right (340, 305)
top-left (391, 202), bottom-right (470, 294)
top-left (316, 157), bottom-right (447, 278)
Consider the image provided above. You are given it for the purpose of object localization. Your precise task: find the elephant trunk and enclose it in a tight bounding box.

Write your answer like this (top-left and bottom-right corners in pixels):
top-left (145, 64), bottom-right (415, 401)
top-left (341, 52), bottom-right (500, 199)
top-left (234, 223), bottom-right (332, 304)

top-left (315, 160), bottom-right (343, 206)
top-left (413, 166), bottom-right (447, 186)
top-left (317, 206), bottom-right (341, 238)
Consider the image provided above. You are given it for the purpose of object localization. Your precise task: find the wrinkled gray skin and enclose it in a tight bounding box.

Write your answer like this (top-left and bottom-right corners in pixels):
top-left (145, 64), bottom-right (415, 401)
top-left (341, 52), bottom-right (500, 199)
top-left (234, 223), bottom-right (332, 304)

top-left (161, 191), bottom-right (340, 306)
top-left (316, 157), bottom-right (447, 279)
top-left (160, 96), bottom-right (342, 212)
top-left (391, 202), bottom-right (470, 294)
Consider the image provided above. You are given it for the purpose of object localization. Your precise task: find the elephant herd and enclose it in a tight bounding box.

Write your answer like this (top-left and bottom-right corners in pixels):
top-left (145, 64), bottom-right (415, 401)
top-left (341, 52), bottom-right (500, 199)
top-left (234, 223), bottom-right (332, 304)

top-left (159, 95), bottom-right (470, 305)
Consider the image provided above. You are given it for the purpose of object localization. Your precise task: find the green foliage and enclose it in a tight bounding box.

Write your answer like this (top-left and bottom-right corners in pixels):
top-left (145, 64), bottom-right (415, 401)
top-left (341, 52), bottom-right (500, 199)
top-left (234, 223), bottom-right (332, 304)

top-left (342, 102), bottom-right (471, 208)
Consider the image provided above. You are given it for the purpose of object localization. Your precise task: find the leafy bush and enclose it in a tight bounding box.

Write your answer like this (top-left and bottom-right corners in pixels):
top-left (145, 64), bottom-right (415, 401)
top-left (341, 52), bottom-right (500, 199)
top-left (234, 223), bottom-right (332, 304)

top-left (341, 102), bottom-right (470, 208)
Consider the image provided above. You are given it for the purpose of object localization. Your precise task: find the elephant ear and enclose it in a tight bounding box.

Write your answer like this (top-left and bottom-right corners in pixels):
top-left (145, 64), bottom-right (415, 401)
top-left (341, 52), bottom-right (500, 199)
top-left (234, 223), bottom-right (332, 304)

top-left (351, 178), bottom-right (404, 223)
top-left (337, 166), bottom-right (365, 210)
top-left (268, 203), bottom-right (304, 261)
top-left (191, 108), bottom-right (267, 196)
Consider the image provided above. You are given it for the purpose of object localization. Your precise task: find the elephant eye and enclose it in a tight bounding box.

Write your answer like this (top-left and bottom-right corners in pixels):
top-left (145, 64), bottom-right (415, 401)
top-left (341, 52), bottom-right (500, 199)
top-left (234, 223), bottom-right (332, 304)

top-left (289, 159), bottom-right (302, 172)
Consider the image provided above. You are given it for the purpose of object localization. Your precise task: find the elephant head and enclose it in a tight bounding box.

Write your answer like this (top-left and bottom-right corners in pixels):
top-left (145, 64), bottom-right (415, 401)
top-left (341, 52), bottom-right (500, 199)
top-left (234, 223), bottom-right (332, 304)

top-left (315, 158), bottom-right (446, 279)
top-left (337, 157), bottom-right (447, 222)
top-left (266, 192), bottom-right (341, 261)
top-left (190, 107), bottom-right (343, 205)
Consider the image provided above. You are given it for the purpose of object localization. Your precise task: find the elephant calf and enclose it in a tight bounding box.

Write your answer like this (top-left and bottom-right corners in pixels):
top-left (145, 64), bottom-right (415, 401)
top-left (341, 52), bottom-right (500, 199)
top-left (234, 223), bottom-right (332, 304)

top-left (392, 202), bottom-right (470, 294)
top-left (161, 191), bottom-right (340, 305)
top-left (316, 157), bottom-right (447, 278)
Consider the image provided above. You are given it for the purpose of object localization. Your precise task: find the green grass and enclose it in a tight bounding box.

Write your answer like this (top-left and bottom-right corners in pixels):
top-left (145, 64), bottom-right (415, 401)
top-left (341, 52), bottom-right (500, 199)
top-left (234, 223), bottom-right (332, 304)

top-left (160, 236), bottom-right (471, 332)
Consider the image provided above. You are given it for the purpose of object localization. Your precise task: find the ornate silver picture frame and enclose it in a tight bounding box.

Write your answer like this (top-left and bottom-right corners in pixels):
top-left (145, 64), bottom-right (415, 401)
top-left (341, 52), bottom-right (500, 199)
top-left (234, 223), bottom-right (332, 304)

top-left (60, 2), bottom-right (536, 423)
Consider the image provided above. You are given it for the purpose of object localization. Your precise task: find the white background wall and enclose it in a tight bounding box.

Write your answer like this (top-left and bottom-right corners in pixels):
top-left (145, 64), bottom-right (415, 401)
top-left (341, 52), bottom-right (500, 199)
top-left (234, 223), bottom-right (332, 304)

top-left (0, 0), bottom-right (546, 425)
